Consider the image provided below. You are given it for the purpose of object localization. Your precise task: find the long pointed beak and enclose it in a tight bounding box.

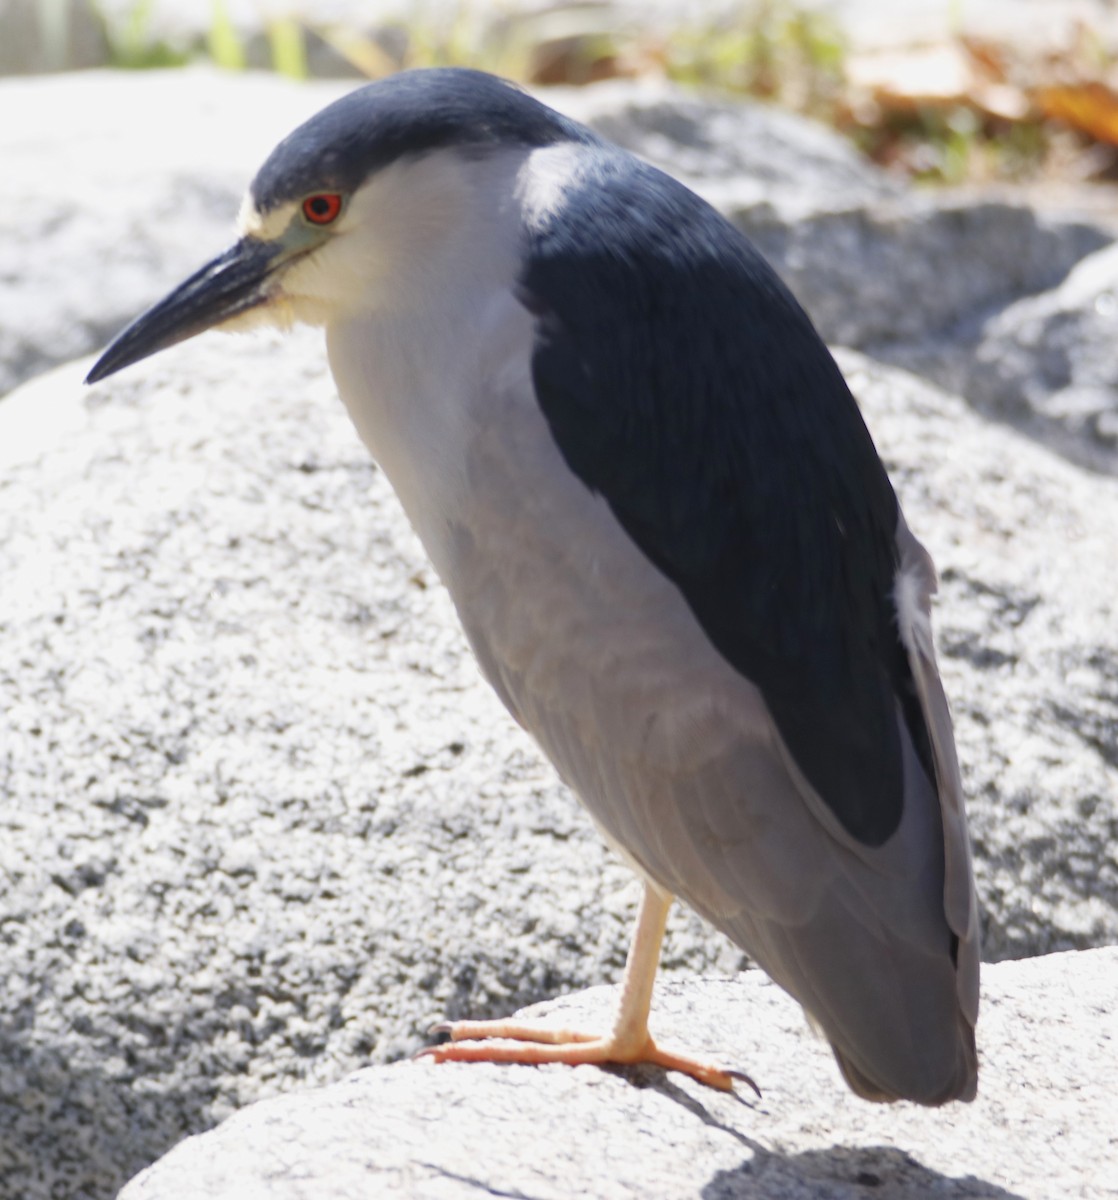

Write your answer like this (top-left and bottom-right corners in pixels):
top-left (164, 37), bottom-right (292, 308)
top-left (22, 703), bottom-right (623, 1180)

top-left (85, 237), bottom-right (283, 384)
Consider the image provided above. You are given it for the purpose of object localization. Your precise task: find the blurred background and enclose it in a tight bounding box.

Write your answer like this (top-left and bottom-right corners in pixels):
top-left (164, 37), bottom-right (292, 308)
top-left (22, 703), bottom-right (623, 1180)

top-left (5, 0), bottom-right (1118, 188)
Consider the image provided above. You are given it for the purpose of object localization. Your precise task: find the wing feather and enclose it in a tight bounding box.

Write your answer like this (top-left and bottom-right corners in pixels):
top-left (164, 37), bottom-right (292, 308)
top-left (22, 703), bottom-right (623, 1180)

top-left (895, 519), bottom-right (981, 1028)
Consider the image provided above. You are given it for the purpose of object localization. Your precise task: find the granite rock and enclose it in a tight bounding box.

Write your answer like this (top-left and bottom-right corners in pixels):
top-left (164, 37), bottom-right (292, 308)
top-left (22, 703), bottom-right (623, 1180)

top-left (960, 241), bottom-right (1118, 473)
top-left (1, 329), bottom-right (1115, 1199)
top-left (118, 949), bottom-right (1118, 1200)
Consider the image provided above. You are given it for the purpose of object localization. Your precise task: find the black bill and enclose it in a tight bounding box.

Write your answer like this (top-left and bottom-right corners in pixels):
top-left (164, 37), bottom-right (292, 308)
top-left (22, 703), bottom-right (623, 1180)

top-left (85, 237), bottom-right (283, 384)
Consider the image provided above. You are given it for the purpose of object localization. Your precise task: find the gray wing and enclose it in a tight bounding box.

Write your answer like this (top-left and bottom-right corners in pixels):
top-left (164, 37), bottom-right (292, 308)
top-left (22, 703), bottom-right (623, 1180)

top-left (447, 381), bottom-right (978, 1104)
top-left (429, 148), bottom-right (980, 1102)
top-left (893, 519), bottom-right (981, 1032)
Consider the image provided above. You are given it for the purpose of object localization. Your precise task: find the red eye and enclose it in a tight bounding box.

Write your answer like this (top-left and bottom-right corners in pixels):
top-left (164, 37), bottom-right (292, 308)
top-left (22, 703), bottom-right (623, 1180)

top-left (302, 193), bottom-right (343, 225)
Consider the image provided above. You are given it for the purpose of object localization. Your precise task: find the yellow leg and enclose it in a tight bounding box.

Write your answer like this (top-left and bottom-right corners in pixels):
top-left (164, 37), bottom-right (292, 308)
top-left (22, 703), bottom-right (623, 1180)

top-left (418, 882), bottom-right (758, 1094)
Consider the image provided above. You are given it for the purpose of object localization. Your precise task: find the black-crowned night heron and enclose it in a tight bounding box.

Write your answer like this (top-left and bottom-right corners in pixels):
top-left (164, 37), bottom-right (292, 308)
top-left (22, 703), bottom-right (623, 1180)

top-left (87, 67), bottom-right (979, 1105)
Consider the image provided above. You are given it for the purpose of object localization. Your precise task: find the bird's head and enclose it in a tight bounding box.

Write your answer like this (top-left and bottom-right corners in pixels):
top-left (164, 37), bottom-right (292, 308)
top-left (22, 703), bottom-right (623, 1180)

top-left (86, 68), bottom-right (587, 384)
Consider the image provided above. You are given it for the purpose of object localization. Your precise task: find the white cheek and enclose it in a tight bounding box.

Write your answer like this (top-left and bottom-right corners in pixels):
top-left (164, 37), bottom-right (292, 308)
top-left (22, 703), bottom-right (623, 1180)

top-left (274, 235), bottom-right (379, 325)
top-left (215, 301), bottom-right (299, 334)
top-left (211, 233), bottom-right (364, 332)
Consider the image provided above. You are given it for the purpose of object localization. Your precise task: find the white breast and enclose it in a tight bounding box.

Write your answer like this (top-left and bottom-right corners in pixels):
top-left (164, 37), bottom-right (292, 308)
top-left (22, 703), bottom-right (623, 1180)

top-left (321, 136), bottom-right (769, 767)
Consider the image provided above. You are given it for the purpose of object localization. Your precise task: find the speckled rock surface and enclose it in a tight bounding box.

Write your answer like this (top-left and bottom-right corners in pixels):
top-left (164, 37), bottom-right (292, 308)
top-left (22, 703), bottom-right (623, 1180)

top-left (961, 241), bottom-right (1118, 473)
top-left (117, 949), bottom-right (1118, 1200)
top-left (1, 328), bottom-right (1116, 1200)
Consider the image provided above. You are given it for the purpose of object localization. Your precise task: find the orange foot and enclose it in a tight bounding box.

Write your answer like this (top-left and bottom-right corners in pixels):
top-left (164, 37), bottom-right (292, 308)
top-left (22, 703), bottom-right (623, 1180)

top-left (417, 1017), bottom-right (760, 1096)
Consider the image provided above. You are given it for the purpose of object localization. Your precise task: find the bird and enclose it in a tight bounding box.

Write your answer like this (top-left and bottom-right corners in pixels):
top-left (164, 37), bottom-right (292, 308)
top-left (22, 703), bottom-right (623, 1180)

top-left (87, 66), bottom-right (979, 1105)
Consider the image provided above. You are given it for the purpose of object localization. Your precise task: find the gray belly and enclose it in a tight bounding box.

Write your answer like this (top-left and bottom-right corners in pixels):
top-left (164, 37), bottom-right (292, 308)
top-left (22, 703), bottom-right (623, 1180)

top-left (427, 378), bottom-right (905, 933)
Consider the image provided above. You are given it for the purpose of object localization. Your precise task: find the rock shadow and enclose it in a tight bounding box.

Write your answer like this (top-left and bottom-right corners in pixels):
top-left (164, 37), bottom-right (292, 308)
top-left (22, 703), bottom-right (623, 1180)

top-left (0, 1037), bottom-right (217, 1200)
top-left (703, 1143), bottom-right (1025, 1199)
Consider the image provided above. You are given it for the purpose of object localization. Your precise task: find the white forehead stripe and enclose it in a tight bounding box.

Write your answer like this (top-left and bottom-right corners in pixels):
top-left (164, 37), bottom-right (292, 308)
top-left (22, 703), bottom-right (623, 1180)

top-left (236, 194), bottom-right (298, 241)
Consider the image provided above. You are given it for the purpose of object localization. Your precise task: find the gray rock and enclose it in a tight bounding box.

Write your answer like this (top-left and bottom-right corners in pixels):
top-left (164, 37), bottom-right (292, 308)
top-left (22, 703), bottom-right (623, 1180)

top-left (555, 77), bottom-right (903, 209)
top-left (835, 349), bottom-right (1118, 962)
top-left (748, 197), bottom-right (1108, 353)
top-left (0, 69), bottom-right (349, 398)
top-left (960, 242), bottom-right (1118, 473)
top-left (1, 328), bottom-right (1116, 1199)
top-left (0, 343), bottom-right (745, 1200)
top-left (117, 949), bottom-right (1118, 1200)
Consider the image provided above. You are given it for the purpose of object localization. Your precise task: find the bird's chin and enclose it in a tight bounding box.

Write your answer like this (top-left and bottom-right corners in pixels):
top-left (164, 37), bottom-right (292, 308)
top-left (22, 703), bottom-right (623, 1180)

top-left (215, 291), bottom-right (331, 333)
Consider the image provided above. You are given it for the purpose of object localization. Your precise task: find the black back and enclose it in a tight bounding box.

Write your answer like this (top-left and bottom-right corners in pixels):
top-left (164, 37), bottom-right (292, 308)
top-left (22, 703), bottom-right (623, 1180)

top-left (521, 149), bottom-right (932, 846)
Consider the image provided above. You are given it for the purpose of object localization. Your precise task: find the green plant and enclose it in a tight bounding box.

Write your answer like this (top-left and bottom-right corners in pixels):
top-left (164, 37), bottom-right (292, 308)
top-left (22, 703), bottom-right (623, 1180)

top-left (207, 0), bottom-right (245, 70)
top-left (662, 0), bottom-right (847, 120)
top-left (267, 16), bottom-right (308, 80)
top-left (96, 0), bottom-right (190, 69)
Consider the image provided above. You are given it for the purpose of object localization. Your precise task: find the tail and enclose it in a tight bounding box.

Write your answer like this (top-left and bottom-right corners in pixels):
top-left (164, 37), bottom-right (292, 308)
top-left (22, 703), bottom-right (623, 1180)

top-left (826, 521), bottom-right (980, 1106)
top-left (834, 1017), bottom-right (977, 1105)
top-left (713, 519), bottom-right (980, 1106)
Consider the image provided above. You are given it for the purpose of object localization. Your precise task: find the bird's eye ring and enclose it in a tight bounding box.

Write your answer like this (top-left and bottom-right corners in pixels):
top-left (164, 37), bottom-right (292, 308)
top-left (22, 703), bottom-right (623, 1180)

top-left (302, 193), bottom-right (343, 225)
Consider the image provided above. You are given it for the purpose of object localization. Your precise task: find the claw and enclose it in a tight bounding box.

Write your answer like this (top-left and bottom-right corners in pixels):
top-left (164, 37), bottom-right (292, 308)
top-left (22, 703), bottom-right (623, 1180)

top-left (725, 1067), bottom-right (763, 1099)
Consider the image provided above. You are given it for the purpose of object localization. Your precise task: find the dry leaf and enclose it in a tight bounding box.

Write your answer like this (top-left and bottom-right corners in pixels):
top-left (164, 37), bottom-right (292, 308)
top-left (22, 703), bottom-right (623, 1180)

top-left (1036, 81), bottom-right (1118, 145)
